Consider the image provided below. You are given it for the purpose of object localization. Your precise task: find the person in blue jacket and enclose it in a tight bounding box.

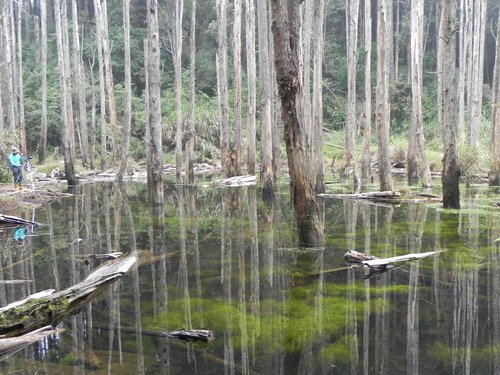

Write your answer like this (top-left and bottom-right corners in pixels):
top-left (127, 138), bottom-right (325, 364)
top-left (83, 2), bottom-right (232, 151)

top-left (8, 146), bottom-right (23, 190)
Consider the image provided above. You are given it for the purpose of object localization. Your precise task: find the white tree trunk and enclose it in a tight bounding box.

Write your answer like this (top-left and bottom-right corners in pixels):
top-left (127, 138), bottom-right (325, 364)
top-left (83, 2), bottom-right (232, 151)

top-left (361, 0), bottom-right (372, 182)
top-left (38, 0), bottom-right (48, 162)
top-left (490, 8), bottom-right (500, 186)
top-left (376, 0), bottom-right (393, 191)
top-left (187, 0), bottom-right (197, 184)
top-left (173, 0), bottom-right (184, 183)
top-left (233, 0), bottom-right (242, 176)
top-left (245, 0), bottom-right (257, 175)
top-left (16, 0), bottom-right (26, 154)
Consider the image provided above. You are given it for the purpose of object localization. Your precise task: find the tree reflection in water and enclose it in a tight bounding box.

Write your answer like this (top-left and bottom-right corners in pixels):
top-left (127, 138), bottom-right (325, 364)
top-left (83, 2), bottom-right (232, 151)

top-left (0, 183), bottom-right (498, 374)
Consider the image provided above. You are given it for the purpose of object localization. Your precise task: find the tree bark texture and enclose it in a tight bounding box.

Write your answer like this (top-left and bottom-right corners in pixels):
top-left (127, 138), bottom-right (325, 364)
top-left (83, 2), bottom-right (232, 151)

top-left (16, 0), bottom-right (26, 154)
top-left (270, 0), bottom-right (324, 246)
top-left (147, 0), bottom-right (164, 204)
top-left (233, 0), bottom-right (242, 176)
top-left (174, 0), bottom-right (184, 183)
top-left (440, 0), bottom-right (460, 208)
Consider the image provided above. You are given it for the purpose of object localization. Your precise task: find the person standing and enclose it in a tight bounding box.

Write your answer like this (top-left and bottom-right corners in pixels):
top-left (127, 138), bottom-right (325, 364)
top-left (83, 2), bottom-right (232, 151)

top-left (8, 146), bottom-right (23, 190)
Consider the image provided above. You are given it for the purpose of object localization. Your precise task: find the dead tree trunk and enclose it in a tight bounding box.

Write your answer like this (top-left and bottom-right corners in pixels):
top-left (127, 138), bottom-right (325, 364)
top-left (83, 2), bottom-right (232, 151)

top-left (270, 0), bottom-right (324, 246)
top-left (441, 0), bottom-right (460, 208)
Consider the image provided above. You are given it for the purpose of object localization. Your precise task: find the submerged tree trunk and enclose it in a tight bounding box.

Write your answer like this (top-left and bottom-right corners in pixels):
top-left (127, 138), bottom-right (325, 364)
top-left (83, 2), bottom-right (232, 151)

top-left (441, 0), bottom-right (460, 208)
top-left (270, 0), bottom-right (324, 246)
top-left (147, 0), bottom-right (164, 204)
top-left (489, 8), bottom-right (500, 186)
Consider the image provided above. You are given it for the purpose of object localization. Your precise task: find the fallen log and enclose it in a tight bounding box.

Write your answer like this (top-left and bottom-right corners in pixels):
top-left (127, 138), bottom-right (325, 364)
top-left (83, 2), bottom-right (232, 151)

top-left (319, 191), bottom-right (401, 201)
top-left (217, 175), bottom-right (256, 186)
top-left (164, 329), bottom-right (215, 342)
top-left (0, 251), bottom-right (138, 337)
top-left (0, 214), bottom-right (39, 227)
top-left (0, 325), bottom-right (63, 361)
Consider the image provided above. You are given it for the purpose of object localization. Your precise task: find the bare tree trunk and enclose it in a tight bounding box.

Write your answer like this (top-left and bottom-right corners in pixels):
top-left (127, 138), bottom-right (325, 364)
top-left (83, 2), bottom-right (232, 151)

top-left (72, 0), bottom-right (90, 167)
top-left (376, 0), bottom-right (394, 191)
top-left (93, 0), bottom-right (107, 170)
top-left (361, 0), bottom-right (372, 182)
top-left (345, 0), bottom-right (360, 186)
top-left (233, 0), bottom-right (242, 176)
top-left (38, 0), bottom-right (48, 162)
top-left (9, 2), bottom-right (18, 131)
top-left (467, 0), bottom-right (486, 148)
top-left (301, 0), bottom-right (312, 146)
top-left (216, 0), bottom-right (230, 176)
top-left (89, 56), bottom-right (96, 169)
top-left (270, 0), bottom-right (324, 246)
top-left (490, 8), bottom-right (500, 186)
top-left (457, 0), bottom-right (468, 136)
top-left (117, 0), bottom-right (132, 183)
top-left (246, 0), bottom-right (257, 175)
top-left (257, 0), bottom-right (274, 193)
top-left (2, 1), bottom-right (16, 131)
top-left (147, 0), bottom-right (164, 204)
top-left (186, 0), bottom-right (197, 184)
top-left (313, 0), bottom-right (325, 193)
top-left (54, 0), bottom-right (77, 184)
top-left (408, 0), bottom-right (432, 187)
top-left (16, 0), bottom-right (26, 154)
top-left (441, 0), bottom-right (460, 209)
top-left (173, 0), bottom-right (184, 183)
top-left (99, 0), bottom-right (119, 164)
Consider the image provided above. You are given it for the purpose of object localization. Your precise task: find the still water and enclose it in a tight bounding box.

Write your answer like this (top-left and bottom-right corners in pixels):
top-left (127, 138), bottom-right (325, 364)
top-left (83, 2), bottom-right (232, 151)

top-left (0, 181), bottom-right (499, 374)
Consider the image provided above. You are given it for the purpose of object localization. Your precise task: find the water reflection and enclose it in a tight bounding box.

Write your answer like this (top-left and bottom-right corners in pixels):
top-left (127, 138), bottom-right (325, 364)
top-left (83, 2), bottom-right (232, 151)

top-left (0, 182), bottom-right (499, 374)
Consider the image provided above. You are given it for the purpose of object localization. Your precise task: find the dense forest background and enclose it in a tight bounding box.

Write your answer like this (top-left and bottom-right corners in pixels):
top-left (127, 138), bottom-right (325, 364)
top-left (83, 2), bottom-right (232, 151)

top-left (0, 0), bottom-right (499, 192)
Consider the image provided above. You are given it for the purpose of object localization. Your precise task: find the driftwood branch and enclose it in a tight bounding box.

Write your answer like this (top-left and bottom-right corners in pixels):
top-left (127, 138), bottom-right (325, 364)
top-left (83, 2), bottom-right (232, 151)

top-left (0, 326), bottom-right (63, 361)
top-left (217, 175), bottom-right (256, 186)
top-left (319, 191), bottom-right (401, 201)
top-left (0, 214), bottom-right (39, 226)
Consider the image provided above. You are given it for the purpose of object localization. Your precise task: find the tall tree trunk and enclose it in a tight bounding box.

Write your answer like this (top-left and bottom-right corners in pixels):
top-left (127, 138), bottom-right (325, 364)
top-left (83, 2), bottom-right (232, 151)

top-left (173, 0), bottom-right (184, 183)
top-left (257, 0), bottom-right (274, 193)
top-left (312, 0), bottom-right (325, 193)
top-left (216, 0), bottom-right (230, 176)
top-left (89, 57), bottom-right (96, 169)
top-left (93, 0), bottom-right (107, 170)
top-left (441, 0), bottom-right (460, 208)
top-left (345, 0), bottom-right (360, 186)
top-left (99, 0), bottom-right (119, 164)
top-left (9, 1), bottom-right (19, 131)
top-left (361, 0), bottom-right (372, 182)
top-left (117, 0), bottom-right (132, 183)
top-left (408, 0), bottom-right (432, 187)
top-left (489, 8), bottom-right (500, 186)
top-left (2, 1), bottom-right (16, 131)
top-left (54, 0), bottom-right (76, 184)
top-left (301, 0), bottom-right (312, 146)
top-left (467, 0), bottom-right (486, 148)
top-left (147, 0), bottom-right (164, 204)
top-left (16, 0), bottom-right (26, 154)
top-left (246, 0), bottom-right (257, 175)
top-left (233, 0), bottom-right (242, 176)
top-left (270, 0), bottom-right (324, 246)
top-left (186, 0), bottom-right (197, 184)
top-left (38, 0), bottom-right (48, 162)
top-left (72, 0), bottom-right (90, 167)
top-left (376, 0), bottom-right (394, 191)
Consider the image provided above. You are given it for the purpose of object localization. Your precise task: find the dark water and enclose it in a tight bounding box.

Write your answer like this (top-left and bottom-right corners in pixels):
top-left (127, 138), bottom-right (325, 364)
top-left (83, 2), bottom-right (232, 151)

top-left (0, 181), bottom-right (499, 374)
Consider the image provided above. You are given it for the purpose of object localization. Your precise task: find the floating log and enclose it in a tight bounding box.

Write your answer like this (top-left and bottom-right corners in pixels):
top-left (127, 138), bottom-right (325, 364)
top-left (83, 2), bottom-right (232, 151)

top-left (0, 251), bottom-right (138, 337)
top-left (164, 329), bottom-right (215, 342)
top-left (344, 249), bottom-right (444, 268)
top-left (217, 175), bottom-right (256, 186)
top-left (318, 191), bottom-right (401, 201)
top-left (0, 214), bottom-right (39, 227)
